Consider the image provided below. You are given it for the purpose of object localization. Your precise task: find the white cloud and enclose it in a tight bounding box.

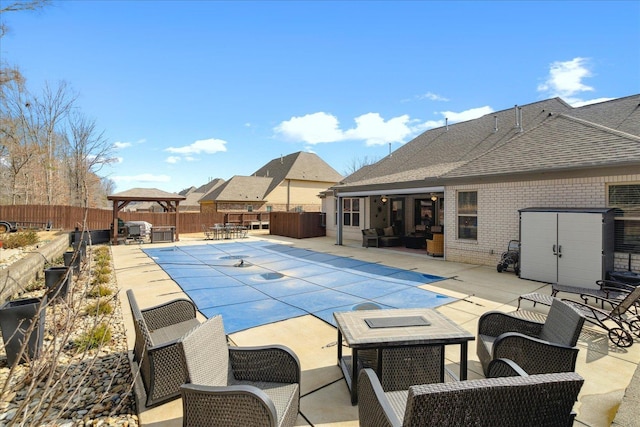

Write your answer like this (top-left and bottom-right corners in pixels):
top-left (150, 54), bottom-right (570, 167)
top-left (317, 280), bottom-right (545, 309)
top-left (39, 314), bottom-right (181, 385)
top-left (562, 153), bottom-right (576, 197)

top-left (112, 173), bottom-right (171, 183)
top-left (537, 57), bottom-right (594, 104)
top-left (570, 97), bottom-right (614, 107)
top-left (166, 138), bottom-right (227, 155)
top-left (274, 112), bottom-right (344, 144)
top-left (166, 156), bottom-right (181, 164)
top-left (344, 113), bottom-right (415, 146)
top-left (418, 92), bottom-right (449, 102)
top-left (440, 106), bottom-right (494, 124)
top-left (113, 141), bottom-right (131, 149)
top-left (274, 106), bottom-right (493, 147)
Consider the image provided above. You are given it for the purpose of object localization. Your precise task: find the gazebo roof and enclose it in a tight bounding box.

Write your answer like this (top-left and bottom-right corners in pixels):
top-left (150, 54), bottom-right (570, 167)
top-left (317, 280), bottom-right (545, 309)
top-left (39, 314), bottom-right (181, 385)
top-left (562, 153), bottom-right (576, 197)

top-left (107, 187), bottom-right (186, 202)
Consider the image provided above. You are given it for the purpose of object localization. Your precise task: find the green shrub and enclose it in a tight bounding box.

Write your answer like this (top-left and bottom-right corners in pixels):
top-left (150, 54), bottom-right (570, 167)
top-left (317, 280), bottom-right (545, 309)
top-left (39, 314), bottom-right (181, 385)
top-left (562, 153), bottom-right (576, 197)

top-left (96, 265), bottom-right (112, 275)
top-left (87, 285), bottom-right (113, 298)
top-left (2, 230), bottom-right (40, 249)
top-left (76, 323), bottom-right (112, 351)
top-left (85, 299), bottom-right (113, 316)
top-left (92, 273), bottom-right (110, 285)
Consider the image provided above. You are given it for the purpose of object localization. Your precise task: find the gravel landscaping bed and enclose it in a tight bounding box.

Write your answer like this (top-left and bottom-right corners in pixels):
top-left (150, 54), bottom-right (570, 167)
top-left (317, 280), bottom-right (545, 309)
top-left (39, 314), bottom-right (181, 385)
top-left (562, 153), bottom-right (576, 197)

top-left (0, 242), bottom-right (138, 426)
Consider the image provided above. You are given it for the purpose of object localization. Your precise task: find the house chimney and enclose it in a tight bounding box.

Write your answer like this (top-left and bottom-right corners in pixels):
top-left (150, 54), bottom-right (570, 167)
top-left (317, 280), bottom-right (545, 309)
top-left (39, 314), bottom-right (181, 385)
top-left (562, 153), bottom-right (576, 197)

top-left (445, 117), bottom-right (449, 131)
top-left (280, 155), bottom-right (283, 164)
top-left (514, 105), bottom-right (519, 128)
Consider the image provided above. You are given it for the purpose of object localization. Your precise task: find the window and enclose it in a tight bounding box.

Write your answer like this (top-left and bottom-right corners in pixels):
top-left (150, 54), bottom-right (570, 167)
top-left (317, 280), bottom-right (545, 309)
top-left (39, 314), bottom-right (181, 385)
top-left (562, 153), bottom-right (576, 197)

top-left (247, 205), bottom-right (253, 212)
top-left (457, 191), bottom-right (477, 240)
top-left (342, 198), bottom-right (360, 227)
top-left (608, 184), bottom-right (640, 253)
top-left (266, 206), bottom-right (272, 212)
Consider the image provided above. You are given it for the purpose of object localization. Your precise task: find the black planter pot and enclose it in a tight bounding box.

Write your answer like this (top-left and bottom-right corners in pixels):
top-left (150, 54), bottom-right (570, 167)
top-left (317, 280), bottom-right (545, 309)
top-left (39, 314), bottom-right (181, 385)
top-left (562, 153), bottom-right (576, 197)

top-left (63, 251), bottom-right (81, 274)
top-left (44, 266), bottom-right (71, 300)
top-left (71, 240), bottom-right (86, 261)
top-left (0, 296), bottom-right (46, 365)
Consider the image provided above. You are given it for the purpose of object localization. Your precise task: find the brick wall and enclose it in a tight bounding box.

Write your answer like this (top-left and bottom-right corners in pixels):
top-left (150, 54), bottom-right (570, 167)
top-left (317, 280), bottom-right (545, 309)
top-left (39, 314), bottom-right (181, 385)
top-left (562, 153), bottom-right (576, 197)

top-left (445, 174), bottom-right (640, 272)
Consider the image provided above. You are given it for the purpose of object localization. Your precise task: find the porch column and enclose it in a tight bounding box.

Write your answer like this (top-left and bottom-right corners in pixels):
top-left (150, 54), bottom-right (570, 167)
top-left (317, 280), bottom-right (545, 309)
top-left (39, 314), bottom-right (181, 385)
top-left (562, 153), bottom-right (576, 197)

top-left (336, 196), bottom-right (343, 246)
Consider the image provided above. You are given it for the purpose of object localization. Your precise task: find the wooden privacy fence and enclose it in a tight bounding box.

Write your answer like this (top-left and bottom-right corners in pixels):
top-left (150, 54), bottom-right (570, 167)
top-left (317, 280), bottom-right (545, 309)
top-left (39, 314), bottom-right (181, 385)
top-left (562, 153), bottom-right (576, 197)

top-left (0, 205), bottom-right (275, 235)
top-left (269, 212), bottom-right (326, 239)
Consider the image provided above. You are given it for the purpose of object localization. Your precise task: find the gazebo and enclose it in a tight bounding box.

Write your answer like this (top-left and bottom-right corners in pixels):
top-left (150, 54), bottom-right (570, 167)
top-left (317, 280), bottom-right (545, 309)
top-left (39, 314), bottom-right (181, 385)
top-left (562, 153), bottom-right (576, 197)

top-left (107, 188), bottom-right (186, 245)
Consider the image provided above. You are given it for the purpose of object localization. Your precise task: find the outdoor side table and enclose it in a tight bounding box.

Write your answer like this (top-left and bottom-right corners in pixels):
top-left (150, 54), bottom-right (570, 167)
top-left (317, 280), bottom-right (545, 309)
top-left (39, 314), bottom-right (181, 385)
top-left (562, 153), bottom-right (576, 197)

top-left (334, 307), bottom-right (475, 405)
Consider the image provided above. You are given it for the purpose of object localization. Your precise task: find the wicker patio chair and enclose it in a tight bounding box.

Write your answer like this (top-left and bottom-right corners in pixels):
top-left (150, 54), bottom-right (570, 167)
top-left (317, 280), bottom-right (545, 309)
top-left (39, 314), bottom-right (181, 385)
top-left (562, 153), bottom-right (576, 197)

top-left (179, 315), bottom-right (301, 427)
top-left (126, 289), bottom-right (201, 407)
top-left (477, 299), bottom-right (585, 376)
top-left (561, 285), bottom-right (640, 348)
top-left (357, 365), bottom-right (584, 427)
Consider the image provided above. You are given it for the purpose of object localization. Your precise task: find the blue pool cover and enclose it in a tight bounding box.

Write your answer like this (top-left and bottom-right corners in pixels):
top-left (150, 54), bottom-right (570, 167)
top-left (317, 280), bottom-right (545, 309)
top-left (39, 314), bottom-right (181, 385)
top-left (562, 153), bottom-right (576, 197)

top-left (143, 241), bottom-right (454, 333)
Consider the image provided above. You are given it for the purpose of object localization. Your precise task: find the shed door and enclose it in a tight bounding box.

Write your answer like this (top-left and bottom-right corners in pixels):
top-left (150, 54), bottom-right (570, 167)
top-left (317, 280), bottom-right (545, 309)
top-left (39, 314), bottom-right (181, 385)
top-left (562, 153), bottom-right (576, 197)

top-left (557, 213), bottom-right (603, 289)
top-left (520, 211), bottom-right (558, 284)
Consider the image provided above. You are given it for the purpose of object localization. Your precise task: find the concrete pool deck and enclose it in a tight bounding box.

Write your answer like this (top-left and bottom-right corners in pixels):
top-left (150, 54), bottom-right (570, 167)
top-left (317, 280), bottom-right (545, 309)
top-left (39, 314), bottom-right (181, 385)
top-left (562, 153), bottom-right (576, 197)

top-left (113, 232), bottom-right (639, 426)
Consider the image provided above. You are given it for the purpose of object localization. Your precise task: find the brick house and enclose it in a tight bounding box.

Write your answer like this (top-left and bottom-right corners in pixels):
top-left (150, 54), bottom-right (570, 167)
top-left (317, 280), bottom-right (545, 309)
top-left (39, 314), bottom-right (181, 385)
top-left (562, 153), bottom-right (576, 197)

top-left (199, 151), bottom-right (343, 213)
top-left (324, 94), bottom-right (640, 272)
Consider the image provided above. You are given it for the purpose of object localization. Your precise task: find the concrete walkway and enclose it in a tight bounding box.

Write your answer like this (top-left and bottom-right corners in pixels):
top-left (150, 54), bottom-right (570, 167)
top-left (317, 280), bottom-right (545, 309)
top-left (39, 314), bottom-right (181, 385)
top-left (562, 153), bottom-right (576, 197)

top-left (113, 232), bottom-right (639, 427)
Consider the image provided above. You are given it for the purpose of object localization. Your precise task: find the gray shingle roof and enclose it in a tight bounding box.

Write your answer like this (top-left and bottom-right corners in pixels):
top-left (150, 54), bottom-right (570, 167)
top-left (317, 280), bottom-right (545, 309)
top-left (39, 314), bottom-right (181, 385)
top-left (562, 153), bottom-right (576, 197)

top-left (336, 94), bottom-right (640, 190)
top-left (199, 176), bottom-right (273, 202)
top-left (107, 187), bottom-right (186, 201)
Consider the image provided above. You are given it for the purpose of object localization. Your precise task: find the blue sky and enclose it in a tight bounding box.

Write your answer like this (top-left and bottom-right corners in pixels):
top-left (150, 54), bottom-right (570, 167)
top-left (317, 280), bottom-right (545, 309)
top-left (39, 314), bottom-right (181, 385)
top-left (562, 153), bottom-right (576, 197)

top-left (3, 1), bottom-right (639, 194)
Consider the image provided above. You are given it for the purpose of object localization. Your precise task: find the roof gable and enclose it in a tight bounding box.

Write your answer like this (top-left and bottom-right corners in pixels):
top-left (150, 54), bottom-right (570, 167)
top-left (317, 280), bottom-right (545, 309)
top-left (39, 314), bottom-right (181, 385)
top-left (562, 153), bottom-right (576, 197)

top-left (200, 176), bottom-right (273, 202)
top-left (252, 152), bottom-right (343, 194)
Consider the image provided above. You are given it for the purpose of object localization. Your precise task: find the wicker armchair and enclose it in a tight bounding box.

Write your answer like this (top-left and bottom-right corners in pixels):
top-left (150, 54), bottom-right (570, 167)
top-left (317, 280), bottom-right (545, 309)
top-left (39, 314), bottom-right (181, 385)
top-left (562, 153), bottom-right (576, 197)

top-left (179, 315), bottom-right (301, 427)
top-left (126, 289), bottom-right (201, 407)
top-left (477, 299), bottom-right (585, 376)
top-left (357, 362), bottom-right (584, 427)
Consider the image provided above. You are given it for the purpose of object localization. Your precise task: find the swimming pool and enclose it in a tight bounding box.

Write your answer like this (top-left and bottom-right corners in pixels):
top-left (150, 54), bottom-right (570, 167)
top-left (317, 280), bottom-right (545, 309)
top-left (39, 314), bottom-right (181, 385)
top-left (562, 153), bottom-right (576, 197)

top-left (144, 241), bottom-right (455, 333)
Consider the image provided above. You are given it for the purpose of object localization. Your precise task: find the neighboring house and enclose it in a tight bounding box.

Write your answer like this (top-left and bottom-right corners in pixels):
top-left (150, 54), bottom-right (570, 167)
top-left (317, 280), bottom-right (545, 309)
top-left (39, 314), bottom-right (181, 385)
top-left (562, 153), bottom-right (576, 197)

top-left (179, 179), bottom-right (226, 211)
top-left (199, 151), bottom-right (343, 213)
top-left (128, 179), bottom-right (225, 212)
top-left (325, 94), bottom-right (640, 271)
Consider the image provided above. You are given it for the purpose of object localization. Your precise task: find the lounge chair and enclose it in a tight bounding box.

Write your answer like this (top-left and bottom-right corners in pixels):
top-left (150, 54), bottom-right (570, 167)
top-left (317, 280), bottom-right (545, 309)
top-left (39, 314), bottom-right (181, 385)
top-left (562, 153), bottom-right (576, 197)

top-left (552, 279), bottom-right (636, 307)
top-left (179, 315), bottom-right (301, 427)
top-left (358, 360), bottom-right (584, 427)
top-left (477, 299), bottom-right (585, 376)
top-left (562, 286), bottom-right (640, 348)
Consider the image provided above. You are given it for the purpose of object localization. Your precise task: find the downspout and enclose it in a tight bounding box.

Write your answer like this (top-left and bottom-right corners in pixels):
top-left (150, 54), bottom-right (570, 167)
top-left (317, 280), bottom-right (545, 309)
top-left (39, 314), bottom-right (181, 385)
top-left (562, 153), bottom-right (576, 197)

top-left (287, 179), bottom-right (291, 211)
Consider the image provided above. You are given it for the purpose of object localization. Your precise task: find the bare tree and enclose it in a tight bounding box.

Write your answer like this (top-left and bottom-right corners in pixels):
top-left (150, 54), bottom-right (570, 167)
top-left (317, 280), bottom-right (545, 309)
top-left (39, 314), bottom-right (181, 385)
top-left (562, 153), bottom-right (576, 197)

top-left (32, 81), bottom-right (77, 204)
top-left (0, 80), bottom-right (41, 203)
top-left (343, 155), bottom-right (381, 176)
top-left (65, 111), bottom-right (117, 207)
top-left (0, 0), bottom-right (51, 38)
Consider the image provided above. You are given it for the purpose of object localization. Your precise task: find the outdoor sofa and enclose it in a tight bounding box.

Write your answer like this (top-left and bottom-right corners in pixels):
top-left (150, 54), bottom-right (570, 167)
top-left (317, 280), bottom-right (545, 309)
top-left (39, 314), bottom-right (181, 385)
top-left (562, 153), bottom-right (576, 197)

top-left (358, 358), bottom-right (584, 427)
top-left (361, 227), bottom-right (402, 247)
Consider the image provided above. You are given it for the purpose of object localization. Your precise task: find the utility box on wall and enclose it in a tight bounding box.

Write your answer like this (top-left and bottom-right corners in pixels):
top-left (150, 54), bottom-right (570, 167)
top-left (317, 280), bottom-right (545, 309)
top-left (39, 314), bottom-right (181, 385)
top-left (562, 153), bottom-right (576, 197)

top-left (519, 207), bottom-right (615, 290)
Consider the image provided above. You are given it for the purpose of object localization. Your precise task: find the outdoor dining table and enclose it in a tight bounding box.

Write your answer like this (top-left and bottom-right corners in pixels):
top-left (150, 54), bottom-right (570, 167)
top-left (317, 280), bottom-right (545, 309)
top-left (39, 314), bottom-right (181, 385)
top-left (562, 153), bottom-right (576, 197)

top-left (334, 307), bottom-right (475, 404)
